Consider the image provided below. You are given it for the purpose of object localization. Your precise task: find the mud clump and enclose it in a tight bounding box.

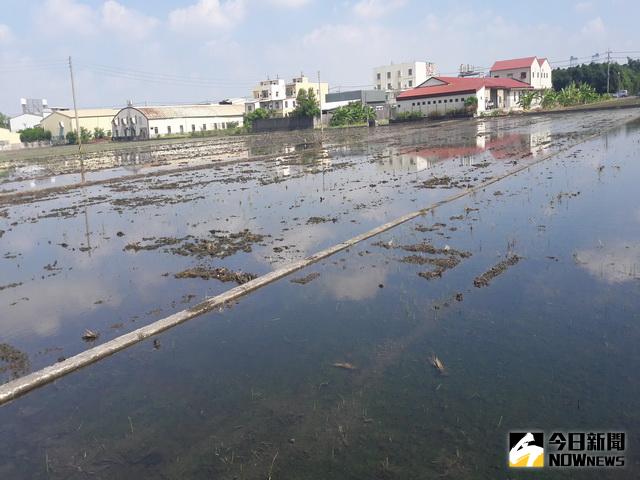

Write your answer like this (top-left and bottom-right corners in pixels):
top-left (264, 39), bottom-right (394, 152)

top-left (125, 230), bottom-right (266, 259)
top-left (418, 176), bottom-right (453, 189)
top-left (125, 236), bottom-right (188, 252)
top-left (400, 242), bottom-right (471, 258)
top-left (473, 255), bottom-right (521, 288)
top-left (175, 266), bottom-right (257, 284)
top-left (307, 216), bottom-right (337, 225)
top-left (0, 343), bottom-right (30, 380)
top-left (171, 229), bottom-right (266, 259)
top-left (290, 272), bottom-right (321, 285)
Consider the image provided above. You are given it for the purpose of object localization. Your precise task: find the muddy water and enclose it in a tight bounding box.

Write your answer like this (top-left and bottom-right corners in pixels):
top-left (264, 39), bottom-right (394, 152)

top-left (0, 115), bottom-right (638, 478)
top-left (0, 111), bottom-right (638, 379)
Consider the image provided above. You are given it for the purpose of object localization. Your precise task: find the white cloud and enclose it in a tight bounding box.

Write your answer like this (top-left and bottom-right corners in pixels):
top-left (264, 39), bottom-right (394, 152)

top-left (168, 0), bottom-right (245, 33)
top-left (0, 24), bottom-right (12, 43)
top-left (353, 0), bottom-right (405, 19)
top-left (38, 0), bottom-right (97, 35)
top-left (102, 1), bottom-right (159, 39)
top-left (267, 0), bottom-right (311, 7)
top-left (574, 1), bottom-right (594, 13)
top-left (582, 17), bottom-right (605, 35)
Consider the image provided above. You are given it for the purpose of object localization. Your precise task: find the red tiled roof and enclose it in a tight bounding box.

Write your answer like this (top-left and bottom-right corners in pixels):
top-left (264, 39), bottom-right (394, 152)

top-left (537, 57), bottom-right (548, 66)
top-left (396, 76), bottom-right (531, 101)
top-left (490, 57), bottom-right (538, 71)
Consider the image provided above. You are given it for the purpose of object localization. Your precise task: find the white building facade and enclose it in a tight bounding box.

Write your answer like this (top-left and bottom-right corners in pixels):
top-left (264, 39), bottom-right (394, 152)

top-left (396, 76), bottom-right (533, 116)
top-left (373, 61), bottom-right (438, 101)
top-left (489, 57), bottom-right (552, 90)
top-left (112, 105), bottom-right (245, 140)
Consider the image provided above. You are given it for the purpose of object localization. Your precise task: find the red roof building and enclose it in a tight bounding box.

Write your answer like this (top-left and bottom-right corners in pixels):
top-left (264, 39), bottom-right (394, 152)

top-left (489, 56), bottom-right (552, 90)
top-left (395, 76), bottom-right (533, 115)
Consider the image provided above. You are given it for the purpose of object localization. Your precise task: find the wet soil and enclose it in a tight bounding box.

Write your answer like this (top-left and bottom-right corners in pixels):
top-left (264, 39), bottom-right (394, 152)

top-left (174, 266), bottom-right (257, 285)
top-left (473, 255), bottom-right (522, 288)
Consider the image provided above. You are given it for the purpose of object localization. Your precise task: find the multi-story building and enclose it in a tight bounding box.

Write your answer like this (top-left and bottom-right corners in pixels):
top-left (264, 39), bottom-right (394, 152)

top-left (246, 75), bottom-right (329, 117)
top-left (9, 98), bottom-right (66, 132)
top-left (373, 61), bottom-right (438, 101)
top-left (489, 56), bottom-right (552, 90)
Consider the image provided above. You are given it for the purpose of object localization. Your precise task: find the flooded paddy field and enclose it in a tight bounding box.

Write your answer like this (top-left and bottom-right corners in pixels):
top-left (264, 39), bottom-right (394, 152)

top-left (0, 111), bottom-right (639, 478)
top-left (1, 110), bottom-right (638, 376)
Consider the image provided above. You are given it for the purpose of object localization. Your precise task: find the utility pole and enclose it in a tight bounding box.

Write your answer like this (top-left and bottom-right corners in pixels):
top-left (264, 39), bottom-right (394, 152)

top-left (68, 56), bottom-right (82, 152)
top-left (317, 70), bottom-right (323, 135)
top-left (606, 49), bottom-right (611, 94)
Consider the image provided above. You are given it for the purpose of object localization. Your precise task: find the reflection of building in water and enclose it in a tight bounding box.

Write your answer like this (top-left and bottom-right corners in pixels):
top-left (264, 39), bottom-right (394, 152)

top-left (111, 151), bottom-right (155, 173)
top-left (266, 149), bottom-right (332, 182)
top-left (379, 122), bottom-right (553, 171)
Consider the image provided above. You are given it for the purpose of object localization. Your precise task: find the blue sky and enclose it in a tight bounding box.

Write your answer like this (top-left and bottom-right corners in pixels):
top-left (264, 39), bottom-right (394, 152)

top-left (0, 0), bottom-right (638, 114)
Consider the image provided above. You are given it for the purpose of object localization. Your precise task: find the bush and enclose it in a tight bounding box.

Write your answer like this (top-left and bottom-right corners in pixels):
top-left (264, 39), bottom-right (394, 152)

top-left (19, 127), bottom-right (51, 143)
top-left (93, 127), bottom-right (106, 139)
top-left (394, 111), bottom-right (424, 122)
top-left (329, 102), bottom-right (375, 127)
top-left (66, 131), bottom-right (78, 144)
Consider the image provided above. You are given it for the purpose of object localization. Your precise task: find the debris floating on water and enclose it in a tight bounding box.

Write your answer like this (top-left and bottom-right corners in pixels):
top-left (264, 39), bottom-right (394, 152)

top-left (333, 362), bottom-right (357, 370)
top-left (430, 354), bottom-right (447, 375)
top-left (81, 329), bottom-right (99, 341)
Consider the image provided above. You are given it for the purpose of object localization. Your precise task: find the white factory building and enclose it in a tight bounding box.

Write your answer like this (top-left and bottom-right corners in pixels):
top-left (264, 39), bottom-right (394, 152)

top-left (111, 104), bottom-right (245, 140)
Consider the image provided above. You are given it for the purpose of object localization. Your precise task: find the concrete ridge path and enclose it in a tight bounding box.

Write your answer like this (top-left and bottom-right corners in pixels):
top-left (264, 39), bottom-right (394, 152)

top-left (0, 114), bottom-right (636, 406)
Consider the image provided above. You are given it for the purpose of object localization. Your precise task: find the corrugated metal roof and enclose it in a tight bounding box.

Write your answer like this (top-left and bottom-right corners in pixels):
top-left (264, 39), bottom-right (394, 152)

top-left (54, 108), bottom-right (120, 118)
top-left (490, 57), bottom-right (538, 72)
top-left (132, 105), bottom-right (245, 120)
top-left (397, 77), bottom-right (532, 101)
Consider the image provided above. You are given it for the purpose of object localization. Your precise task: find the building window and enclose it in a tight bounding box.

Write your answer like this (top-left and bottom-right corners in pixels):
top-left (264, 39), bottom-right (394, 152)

top-left (387, 83), bottom-right (392, 89)
top-left (192, 124), bottom-right (196, 132)
top-left (154, 127), bottom-right (158, 134)
top-left (409, 80), bottom-right (413, 87)
top-left (167, 126), bottom-right (171, 134)
top-left (377, 73), bottom-right (381, 80)
top-left (408, 68), bottom-right (413, 76)
top-left (438, 100), bottom-right (442, 103)
top-left (180, 125), bottom-right (184, 134)
top-left (422, 101), bottom-right (425, 105)
top-left (507, 73), bottom-right (513, 78)
top-left (412, 102), bottom-right (415, 106)
top-left (520, 72), bottom-right (527, 79)
top-left (202, 123), bottom-right (206, 131)
top-left (387, 72), bottom-right (391, 79)
top-left (427, 101), bottom-right (431, 105)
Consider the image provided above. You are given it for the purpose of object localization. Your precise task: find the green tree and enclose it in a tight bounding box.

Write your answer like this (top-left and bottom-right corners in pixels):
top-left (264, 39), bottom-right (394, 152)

top-left (93, 127), bottom-right (106, 139)
top-left (518, 91), bottom-right (539, 110)
top-left (291, 88), bottom-right (320, 118)
top-left (66, 131), bottom-right (78, 145)
top-left (19, 127), bottom-right (51, 143)
top-left (244, 107), bottom-right (271, 129)
top-left (329, 102), bottom-right (375, 127)
top-left (80, 127), bottom-right (92, 143)
top-left (0, 112), bottom-right (9, 129)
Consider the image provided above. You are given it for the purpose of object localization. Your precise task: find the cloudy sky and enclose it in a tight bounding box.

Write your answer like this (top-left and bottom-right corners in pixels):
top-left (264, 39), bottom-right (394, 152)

top-left (0, 0), bottom-right (638, 114)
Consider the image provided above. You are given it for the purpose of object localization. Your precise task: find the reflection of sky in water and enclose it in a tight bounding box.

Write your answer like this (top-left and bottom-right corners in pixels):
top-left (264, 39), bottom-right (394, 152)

top-left (0, 111), bottom-right (639, 376)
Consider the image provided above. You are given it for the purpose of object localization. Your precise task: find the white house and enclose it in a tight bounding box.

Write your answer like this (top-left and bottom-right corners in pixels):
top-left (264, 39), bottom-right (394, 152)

top-left (396, 76), bottom-right (533, 116)
top-left (9, 113), bottom-right (45, 132)
top-left (111, 104), bottom-right (245, 140)
top-left (489, 57), bottom-right (552, 90)
top-left (373, 61), bottom-right (438, 101)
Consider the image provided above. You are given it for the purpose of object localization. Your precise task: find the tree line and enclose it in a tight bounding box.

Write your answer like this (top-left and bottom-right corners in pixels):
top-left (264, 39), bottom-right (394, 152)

top-left (553, 58), bottom-right (640, 94)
